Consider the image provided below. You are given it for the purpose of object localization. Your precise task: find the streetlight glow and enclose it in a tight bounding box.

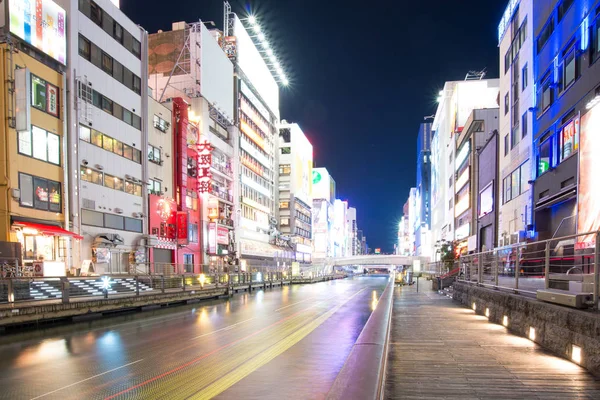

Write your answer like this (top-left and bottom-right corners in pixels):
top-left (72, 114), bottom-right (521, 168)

top-left (258, 33), bottom-right (265, 41)
top-left (248, 15), bottom-right (257, 25)
top-left (253, 25), bottom-right (261, 33)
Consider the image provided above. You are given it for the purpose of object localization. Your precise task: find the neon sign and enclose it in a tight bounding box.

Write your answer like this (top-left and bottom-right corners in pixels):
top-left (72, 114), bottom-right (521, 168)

top-left (197, 140), bottom-right (213, 193)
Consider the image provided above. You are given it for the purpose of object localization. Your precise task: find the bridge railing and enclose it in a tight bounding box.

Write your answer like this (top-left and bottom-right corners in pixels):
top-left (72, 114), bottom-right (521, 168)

top-left (456, 231), bottom-right (600, 306)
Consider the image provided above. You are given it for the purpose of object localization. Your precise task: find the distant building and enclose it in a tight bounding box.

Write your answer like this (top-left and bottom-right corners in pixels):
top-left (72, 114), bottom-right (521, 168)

top-left (477, 131), bottom-right (499, 252)
top-left (414, 122), bottom-right (432, 257)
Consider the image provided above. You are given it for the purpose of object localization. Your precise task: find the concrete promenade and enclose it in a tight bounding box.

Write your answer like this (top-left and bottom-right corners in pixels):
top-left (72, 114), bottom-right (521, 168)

top-left (384, 285), bottom-right (600, 399)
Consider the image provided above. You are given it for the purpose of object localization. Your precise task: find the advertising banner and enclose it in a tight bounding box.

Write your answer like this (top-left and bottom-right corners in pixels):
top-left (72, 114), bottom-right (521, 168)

top-left (208, 222), bottom-right (217, 254)
top-left (312, 168), bottom-right (332, 201)
top-left (9, 0), bottom-right (67, 64)
top-left (577, 108), bottom-right (600, 248)
top-left (291, 262), bottom-right (300, 277)
top-left (176, 211), bottom-right (189, 245)
top-left (217, 226), bottom-right (229, 245)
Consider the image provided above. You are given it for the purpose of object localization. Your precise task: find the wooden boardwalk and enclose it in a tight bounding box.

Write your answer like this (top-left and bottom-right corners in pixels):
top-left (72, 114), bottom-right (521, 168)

top-left (384, 285), bottom-right (600, 399)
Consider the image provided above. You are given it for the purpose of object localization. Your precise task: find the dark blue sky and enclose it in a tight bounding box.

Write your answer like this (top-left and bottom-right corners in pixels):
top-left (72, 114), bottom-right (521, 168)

top-left (123, 0), bottom-right (508, 252)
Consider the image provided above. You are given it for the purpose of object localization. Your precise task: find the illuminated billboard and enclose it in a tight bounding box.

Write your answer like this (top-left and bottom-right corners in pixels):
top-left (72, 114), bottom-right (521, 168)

top-left (333, 200), bottom-right (347, 256)
top-left (312, 168), bottom-right (333, 202)
top-left (200, 23), bottom-right (234, 119)
top-left (234, 15), bottom-right (279, 118)
top-left (9, 0), bottom-right (67, 65)
top-left (451, 81), bottom-right (499, 134)
top-left (577, 106), bottom-right (600, 247)
top-left (291, 124), bottom-right (313, 206)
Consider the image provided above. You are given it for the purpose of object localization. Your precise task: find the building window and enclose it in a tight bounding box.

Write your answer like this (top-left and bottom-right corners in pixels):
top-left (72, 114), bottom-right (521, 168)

top-left (279, 164), bottom-right (291, 175)
top-left (90, 1), bottom-right (102, 25)
top-left (153, 115), bottom-right (169, 132)
top-left (18, 126), bottom-right (60, 165)
top-left (101, 51), bottom-right (113, 74)
top-left (279, 201), bottom-right (289, 209)
top-left (79, 35), bottom-right (91, 60)
top-left (80, 125), bottom-right (141, 163)
top-left (148, 179), bottom-right (162, 195)
top-left (79, 0), bottom-right (141, 59)
top-left (540, 75), bottom-right (554, 112)
top-left (538, 135), bottom-right (553, 176)
top-left (511, 125), bottom-right (520, 149)
top-left (504, 134), bottom-right (509, 156)
top-left (558, 0), bottom-right (574, 22)
top-left (559, 118), bottom-right (578, 162)
top-left (504, 93), bottom-right (509, 115)
top-left (18, 173), bottom-right (61, 212)
top-left (187, 157), bottom-right (197, 177)
top-left (125, 180), bottom-right (142, 196)
top-left (80, 166), bottom-right (103, 185)
top-left (104, 174), bottom-right (124, 191)
top-left (183, 254), bottom-right (194, 269)
top-left (537, 18), bottom-right (554, 54)
top-left (522, 64), bottom-right (528, 91)
top-left (562, 50), bottom-right (576, 91)
top-left (281, 147), bottom-right (291, 155)
top-left (82, 209), bottom-right (104, 227)
top-left (522, 112), bottom-right (528, 138)
top-left (281, 218), bottom-right (290, 226)
top-left (104, 213), bottom-right (124, 230)
top-left (188, 224), bottom-right (198, 243)
top-left (31, 75), bottom-right (59, 117)
top-left (79, 87), bottom-right (141, 129)
top-left (148, 145), bottom-right (162, 164)
top-left (125, 217), bottom-right (142, 233)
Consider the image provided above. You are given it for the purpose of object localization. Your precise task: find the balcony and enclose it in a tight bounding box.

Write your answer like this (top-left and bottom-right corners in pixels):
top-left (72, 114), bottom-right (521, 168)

top-left (209, 125), bottom-right (229, 143)
top-left (211, 161), bottom-right (233, 178)
top-left (216, 218), bottom-right (234, 227)
top-left (209, 185), bottom-right (234, 203)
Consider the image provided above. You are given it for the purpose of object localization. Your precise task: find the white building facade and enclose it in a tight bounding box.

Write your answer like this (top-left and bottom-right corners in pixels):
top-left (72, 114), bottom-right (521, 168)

top-left (61, 0), bottom-right (148, 273)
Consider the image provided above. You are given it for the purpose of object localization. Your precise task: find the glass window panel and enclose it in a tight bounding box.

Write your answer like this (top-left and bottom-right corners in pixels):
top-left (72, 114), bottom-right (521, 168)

top-left (33, 177), bottom-right (49, 210)
top-left (133, 149), bottom-right (141, 163)
top-left (91, 169), bottom-right (103, 185)
top-left (102, 96), bottom-right (113, 113)
top-left (123, 109), bottom-right (133, 125)
top-left (123, 144), bottom-right (133, 160)
top-left (125, 180), bottom-right (135, 195)
top-left (511, 168), bottom-right (521, 198)
top-left (48, 180), bottom-right (61, 212)
top-left (102, 136), bottom-right (113, 152)
top-left (112, 102), bottom-right (123, 120)
top-left (104, 213), bottom-right (124, 230)
top-left (132, 114), bottom-right (141, 130)
top-left (80, 166), bottom-right (90, 182)
top-left (32, 126), bottom-right (48, 161)
top-left (125, 217), bottom-right (142, 232)
top-left (80, 125), bottom-right (91, 142)
top-left (47, 133), bottom-right (60, 165)
top-left (78, 35), bottom-right (91, 60)
top-left (113, 140), bottom-right (123, 156)
top-left (92, 90), bottom-right (102, 108)
top-left (90, 42), bottom-right (102, 68)
top-left (539, 138), bottom-right (552, 175)
top-left (91, 130), bottom-right (103, 147)
top-left (82, 209), bottom-right (103, 227)
top-left (18, 130), bottom-right (32, 156)
top-left (134, 183), bottom-right (142, 197)
top-left (113, 60), bottom-right (124, 83)
top-left (564, 53), bottom-right (576, 88)
top-left (31, 76), bottom-right (47, 110)
top-left (19, 173), bottom-right (33, 207)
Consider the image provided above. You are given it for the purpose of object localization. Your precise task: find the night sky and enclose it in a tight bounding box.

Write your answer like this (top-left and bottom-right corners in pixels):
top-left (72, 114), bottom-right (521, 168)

top-left (123, 0), bottom-right (508, 252)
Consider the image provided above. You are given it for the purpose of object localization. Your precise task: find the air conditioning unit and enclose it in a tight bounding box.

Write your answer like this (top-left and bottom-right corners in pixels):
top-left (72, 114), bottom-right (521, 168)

top-left (114, 208), bottom-right (123, 214)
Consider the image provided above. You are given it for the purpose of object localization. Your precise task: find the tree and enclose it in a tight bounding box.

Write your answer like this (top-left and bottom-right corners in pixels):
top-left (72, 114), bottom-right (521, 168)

top-left (438, 240), bottom-right (457, 273)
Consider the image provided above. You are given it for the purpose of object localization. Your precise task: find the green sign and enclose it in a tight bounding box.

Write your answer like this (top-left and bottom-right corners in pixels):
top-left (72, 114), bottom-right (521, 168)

top-left (538, 159), bottom-right (549, 175)
top-left (312, 170), bottom-right (322, 184)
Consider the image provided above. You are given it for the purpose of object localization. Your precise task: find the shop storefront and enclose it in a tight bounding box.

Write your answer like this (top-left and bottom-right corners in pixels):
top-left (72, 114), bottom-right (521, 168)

top-left (240, 238), bottom-right (294, 272)
top-left (12, 220), bottom-right (82, 276)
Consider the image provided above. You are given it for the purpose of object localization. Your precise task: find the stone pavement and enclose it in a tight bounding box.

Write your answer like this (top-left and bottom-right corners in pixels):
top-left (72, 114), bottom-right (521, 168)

top-left (384, 284), bottom-right (600, 399)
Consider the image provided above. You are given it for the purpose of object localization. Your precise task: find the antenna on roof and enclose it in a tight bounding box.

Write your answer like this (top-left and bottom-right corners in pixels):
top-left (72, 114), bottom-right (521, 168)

top-left (465, 69), bottom-right (486, 80)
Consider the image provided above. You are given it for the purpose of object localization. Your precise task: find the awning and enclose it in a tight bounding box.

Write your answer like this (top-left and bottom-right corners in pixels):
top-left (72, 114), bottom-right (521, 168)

top-left (14, 221), bottom-right (83, 240)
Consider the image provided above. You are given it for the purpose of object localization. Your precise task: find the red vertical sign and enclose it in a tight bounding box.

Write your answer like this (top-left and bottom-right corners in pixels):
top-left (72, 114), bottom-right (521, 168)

top-left (176, 211), bottom-right (189, 245)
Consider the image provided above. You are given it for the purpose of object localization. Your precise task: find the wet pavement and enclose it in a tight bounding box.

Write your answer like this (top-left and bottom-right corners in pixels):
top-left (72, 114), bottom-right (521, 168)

top-left (0, 276), bottom-right (388, 400)
top-left (385, 285), bottom-right (600, 399)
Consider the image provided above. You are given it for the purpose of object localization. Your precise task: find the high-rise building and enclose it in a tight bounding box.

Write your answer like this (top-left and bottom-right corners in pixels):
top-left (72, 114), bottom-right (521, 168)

top-left (312, 167), bottom-right (336, 259)
top-left (414, 122), bottom-right (432, 257)
top-left (430, 77), bottom-right (499, 258)
top-left (147, 21), bottom-right (237, 272)
top-left (64, 0), bottom-right (148, 273)
top-left (498, 0), bottom-right (535, 247)
top-left (278, 121), bottom-right (313, 264)
top-left (346, 207), bottom-right (358, 256)
top-left (0, 0), bottom-right (76, 276)
top-left (332, 199), bottom-right (348, 257)
top-left (477, 130), bottom-right (499, 252)
top-left (223, 12), bottom-right (293, 271)
top-left (531, 0), bottom-right (600, 247)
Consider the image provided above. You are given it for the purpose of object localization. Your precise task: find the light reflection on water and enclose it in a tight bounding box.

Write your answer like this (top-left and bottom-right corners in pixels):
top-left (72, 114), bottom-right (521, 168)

top-left (371, 290), bottom-right (379, 311)
top-left (14, 338), bottom-right (69, 368)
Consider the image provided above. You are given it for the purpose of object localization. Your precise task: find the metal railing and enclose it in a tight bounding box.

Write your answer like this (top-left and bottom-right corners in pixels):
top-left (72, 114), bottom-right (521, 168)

top-left (456, 231), bottom-right (600, 306)
top-left (0, 271), bottom-right (299, 305)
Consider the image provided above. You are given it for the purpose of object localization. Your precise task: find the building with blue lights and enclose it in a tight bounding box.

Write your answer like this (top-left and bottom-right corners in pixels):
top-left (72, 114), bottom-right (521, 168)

top-left (414, 122), bottom-right (432, 257)
top-left (498, 0), bottom-right (536, 247)
top-left (531, 0), bottom-right (600, 241)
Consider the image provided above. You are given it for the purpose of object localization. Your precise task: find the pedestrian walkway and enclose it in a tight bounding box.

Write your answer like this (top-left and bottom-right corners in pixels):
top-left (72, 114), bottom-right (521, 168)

top-left (384, 285), bottom-right (600, 399)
